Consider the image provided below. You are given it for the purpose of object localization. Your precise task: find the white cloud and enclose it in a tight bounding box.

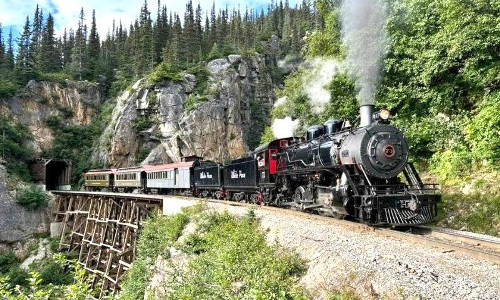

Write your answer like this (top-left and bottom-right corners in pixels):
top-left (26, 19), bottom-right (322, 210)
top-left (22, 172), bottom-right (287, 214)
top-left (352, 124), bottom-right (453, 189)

top-left (1, 0), bottom-right (300, 40)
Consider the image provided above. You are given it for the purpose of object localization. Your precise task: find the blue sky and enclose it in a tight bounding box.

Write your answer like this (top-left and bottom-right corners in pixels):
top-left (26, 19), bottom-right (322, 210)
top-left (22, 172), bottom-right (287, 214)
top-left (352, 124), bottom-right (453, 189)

top-left (1, 0), bottom-right (301, 42)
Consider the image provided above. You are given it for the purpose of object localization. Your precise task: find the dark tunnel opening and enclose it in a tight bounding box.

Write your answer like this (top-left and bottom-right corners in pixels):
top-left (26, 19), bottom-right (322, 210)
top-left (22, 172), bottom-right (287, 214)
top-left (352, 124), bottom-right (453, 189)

top-left (30, 159), bottom-right (72, 190)
top-left (45, 160), bottom-right (71, 190)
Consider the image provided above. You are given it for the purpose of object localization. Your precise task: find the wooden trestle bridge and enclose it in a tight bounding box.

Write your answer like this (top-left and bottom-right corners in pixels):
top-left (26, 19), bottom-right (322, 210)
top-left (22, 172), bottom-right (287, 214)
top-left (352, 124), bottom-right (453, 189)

top-left (52, 191), bottom-right (167, 297)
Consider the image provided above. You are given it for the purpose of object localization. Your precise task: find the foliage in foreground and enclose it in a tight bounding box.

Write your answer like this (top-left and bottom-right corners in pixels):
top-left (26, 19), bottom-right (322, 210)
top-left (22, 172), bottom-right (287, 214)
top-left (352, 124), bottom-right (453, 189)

top-left (436, 192), bottom-right (500, 236)
top-left (164, 209), bottom-right (308, 299)
top-left (0, 254), bottom-right (93, 299)
top-left (118, 207), bottom-right (197, 300)
top-left (16, 185), bottom-right (49, 210)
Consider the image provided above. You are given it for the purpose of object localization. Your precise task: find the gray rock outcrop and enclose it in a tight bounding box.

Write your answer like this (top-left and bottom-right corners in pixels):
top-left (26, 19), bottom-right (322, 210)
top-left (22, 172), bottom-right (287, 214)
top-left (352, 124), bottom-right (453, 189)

top-left (0, 164), bottom-right (49, 243)
top-left (93, 54), bottom-right (275, 167)
top-left (0, 80), bottom-right (102, 156)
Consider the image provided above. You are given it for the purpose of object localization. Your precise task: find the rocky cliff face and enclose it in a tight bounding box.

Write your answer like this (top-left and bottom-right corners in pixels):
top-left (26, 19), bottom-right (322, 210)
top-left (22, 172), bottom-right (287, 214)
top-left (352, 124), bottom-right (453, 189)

top-left (93, 54), bottom-right (275, 167)
top-left (0, 164), bottom-right (49, 244)
top-left (0, 80), bottom-right (102, 156)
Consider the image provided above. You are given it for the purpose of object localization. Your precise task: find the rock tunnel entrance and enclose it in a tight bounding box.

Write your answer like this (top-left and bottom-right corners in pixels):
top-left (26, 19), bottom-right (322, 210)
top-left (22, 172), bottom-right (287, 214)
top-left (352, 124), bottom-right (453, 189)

top-left (29, 159), bottom-right (72, 190)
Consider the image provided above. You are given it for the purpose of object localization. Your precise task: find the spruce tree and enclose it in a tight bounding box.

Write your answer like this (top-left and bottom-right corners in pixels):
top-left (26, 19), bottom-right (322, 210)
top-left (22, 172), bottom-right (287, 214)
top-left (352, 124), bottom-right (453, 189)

top-left (15, 17), bottom-right (36, 83)
top-left (39, 13), bottom-right (61, 73)
top-left (70, 8), bottom-right (87, 80)
top-left (4, 29), bottom-right (14, 73)
top-left (30, 5), bottom-right (44, 70)
top-left (87, 10), bottom-right (100, 79)
top-left (0, 24), bottom-right (4, 72)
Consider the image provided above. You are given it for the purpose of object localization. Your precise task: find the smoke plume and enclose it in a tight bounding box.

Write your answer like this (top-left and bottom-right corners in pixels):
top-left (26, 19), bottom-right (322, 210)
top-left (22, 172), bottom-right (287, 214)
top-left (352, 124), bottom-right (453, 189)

top-left (340, 0), bottom-right (388, 105)
top-left (304, 58), bottom-right (341, 114)
top-left (272, 117), bottom-right (299, 139)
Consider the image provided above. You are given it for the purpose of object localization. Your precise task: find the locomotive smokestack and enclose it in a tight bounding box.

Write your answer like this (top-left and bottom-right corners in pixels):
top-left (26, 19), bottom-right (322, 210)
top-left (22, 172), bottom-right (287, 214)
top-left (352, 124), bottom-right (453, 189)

top-left (360, 105), bottom-right (374, 127)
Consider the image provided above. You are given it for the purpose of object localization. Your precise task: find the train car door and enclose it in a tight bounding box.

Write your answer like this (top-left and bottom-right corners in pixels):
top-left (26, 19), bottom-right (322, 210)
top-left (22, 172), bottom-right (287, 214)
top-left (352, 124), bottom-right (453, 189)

top-left (174, 168), bottom-right (179, 186)
top-left (141, 171), bottom-right (147, 190)
top-left (269, 149), bottom-right (278, 176)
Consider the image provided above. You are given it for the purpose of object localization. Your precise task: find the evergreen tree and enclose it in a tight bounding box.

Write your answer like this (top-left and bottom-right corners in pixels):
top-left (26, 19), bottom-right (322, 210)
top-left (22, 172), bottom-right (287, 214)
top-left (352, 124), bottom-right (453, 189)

top-left (30, 5), bottom-right (44, 70)
top-left (15, 17), bottom-right (36, 83)
top-left (0, 24), bottom-right (4, 72)
top-left (87, 10), bottom-right (100, 79)
top-left (136, 0), bottom-right (154, 75)
top-left (4, 29), bottom-right (14, 72)
top-left (70, 8), bottom-right (87, 80)
top-left (183, 0), bottom-right (197, 63)
top-left (39, 13), bottom-right (61, 73)
top-left (163, 14), bottom-right (183, 66)
top-left (61, 28), bottom-right (74, 69)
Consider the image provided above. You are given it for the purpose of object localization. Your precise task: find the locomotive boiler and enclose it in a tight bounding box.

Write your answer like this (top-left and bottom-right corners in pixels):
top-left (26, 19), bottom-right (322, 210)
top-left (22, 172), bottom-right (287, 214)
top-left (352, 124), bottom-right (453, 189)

top-left (274, 105), bottom-right (440, 225)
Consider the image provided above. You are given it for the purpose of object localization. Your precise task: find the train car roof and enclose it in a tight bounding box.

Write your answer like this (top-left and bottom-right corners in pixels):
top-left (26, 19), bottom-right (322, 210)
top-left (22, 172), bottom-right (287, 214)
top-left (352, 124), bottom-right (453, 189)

top-left (143, 161), bottom-right (194, 172)
top-left (115, 166), bottom-right (145, 173)
top-left (85, 169), bottom-right (116, 174)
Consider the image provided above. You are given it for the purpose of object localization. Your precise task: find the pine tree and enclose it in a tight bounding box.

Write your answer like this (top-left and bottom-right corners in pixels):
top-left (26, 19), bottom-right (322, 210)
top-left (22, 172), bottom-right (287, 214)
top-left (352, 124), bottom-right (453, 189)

top-left (61, 28), bottom-right (74, 69)
top-left (39, 13), bottom-right (61, 73)
top-left (30, 5), bottom-right (44, 70)
top-left (70, 8), bottom-right (87, 80)
top-left (4, 29), bottom-right (15, 72)
top-left (183, 0), bottom-right (196, 63)
top-left (0, 24), bottom-right (4, 72)
top-left (136, 0), bottom-right (154, 75)
top-left (15, 16), bottom-right (37, 83)
top-left (163, 14), bottom-right (183, 66)
top-left (87, 10), bottom-right (100, 79)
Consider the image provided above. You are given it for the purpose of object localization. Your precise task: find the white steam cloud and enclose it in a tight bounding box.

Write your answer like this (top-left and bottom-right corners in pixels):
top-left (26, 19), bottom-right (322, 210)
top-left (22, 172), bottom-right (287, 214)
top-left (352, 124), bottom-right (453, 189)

top-left (272, 117), bottom-right (299, 139)
top-left (304, 58), bottom-right (341, 114)
top-left (340, 0), bottom-right (389, 105)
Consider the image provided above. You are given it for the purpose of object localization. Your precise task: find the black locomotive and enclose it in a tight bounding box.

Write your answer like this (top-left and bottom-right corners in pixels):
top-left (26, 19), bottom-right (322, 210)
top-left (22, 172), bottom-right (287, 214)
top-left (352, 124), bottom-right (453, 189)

top-left (85, 105), bottom-right (440, 226)
top-left (193, 105), bottom-right (440, 225)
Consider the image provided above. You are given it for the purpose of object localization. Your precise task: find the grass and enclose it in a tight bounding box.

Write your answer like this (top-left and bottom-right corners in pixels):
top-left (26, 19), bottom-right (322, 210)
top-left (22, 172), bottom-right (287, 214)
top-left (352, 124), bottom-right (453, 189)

top-left (119, 205), bottom-right (308, 300)
top-left (165, 209), bottom-right (308, 300)
top-left (436, 192), bottom-right (500, 236)
top-left (119, 206), bottom-right (200, 300)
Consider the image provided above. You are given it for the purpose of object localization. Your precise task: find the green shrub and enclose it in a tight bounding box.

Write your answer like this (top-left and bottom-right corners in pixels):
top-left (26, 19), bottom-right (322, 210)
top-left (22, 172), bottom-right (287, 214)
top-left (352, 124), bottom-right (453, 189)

top-left (39, 261), bottom-right (72, 285)
top-left (133, 117), bottom-right (153, 132)
top-left (436, 192), bottom-right (500, 236)
top-left (0, 116), bottom-right (33, 181)
top-left (148, 62), bottom-right (183, 84)
top-left (119, 208), bottom-right (195, 300)
top-left (167, 210), bottom-right (308, 299)
top-left (0, 79), bottom-right (18, 99)
top-left (0, 260), bottom-right (93, 299)
top-left (0, 252), bottom-right (20, 273)
top-left (5, 267), bottom-right (29, 288)
top-left (183, 94), bottom-right (208, 113)
top-left (39, 72), bottom-right (71, 83)
top-left (186, 64), bottom-right (210, 95)
top-left (16, 185), bottom-right (48, 210)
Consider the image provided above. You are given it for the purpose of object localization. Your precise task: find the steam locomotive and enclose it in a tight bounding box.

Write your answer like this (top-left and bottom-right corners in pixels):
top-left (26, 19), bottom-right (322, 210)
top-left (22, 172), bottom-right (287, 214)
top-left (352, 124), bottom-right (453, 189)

top-left (84, 105), bottom-right (440, 226)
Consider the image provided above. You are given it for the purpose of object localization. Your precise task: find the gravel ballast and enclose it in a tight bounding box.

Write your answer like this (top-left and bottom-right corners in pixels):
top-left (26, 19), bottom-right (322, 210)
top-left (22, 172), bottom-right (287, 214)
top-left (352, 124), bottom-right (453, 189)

top-left (162, 197), bottom-right (500, 300)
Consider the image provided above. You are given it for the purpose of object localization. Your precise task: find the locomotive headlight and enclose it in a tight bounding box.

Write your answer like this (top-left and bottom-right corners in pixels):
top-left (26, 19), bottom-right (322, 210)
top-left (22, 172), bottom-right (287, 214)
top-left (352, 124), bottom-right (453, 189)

top-left (379, 109), bottom-right (390, 120)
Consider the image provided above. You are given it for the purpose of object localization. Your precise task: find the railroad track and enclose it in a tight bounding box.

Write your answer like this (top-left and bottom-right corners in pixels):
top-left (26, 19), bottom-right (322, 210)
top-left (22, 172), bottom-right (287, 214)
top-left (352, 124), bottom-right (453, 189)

top-left (51, 191), bottom-right (500, 264)
top-left (190, 197), bottom-right (500, 264)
